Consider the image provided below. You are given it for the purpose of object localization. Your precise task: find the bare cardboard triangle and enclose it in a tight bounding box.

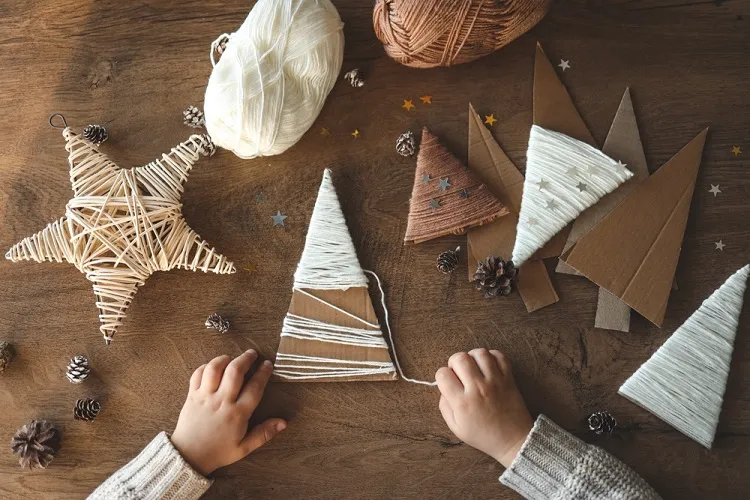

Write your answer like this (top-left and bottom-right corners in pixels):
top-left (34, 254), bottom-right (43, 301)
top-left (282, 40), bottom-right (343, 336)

top-left (619, 264), bottom-right (749, 448)
top-left (404, 128), bottom-right (509, 244)
top-left (556, 88), bottom-right (650, 332)
top-left (465, 103), bottom-right (559, 312)
top-left (562, 129), bottom-right (709, 327)
top-left (274, 169), bottom-right (397, 382)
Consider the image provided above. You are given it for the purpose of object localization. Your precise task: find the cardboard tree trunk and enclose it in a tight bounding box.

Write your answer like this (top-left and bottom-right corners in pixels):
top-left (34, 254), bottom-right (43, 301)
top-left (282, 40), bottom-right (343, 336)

top-left (404, 127), bottom-right (509, 244)
top-left (561, 128), bottom-right (708, 327)
top-left (555, 88), bottom-right (650, 332)
top-left (273, 169), bottom-right (397, 382)
top-left (619, 264), bottom-right (749, 449)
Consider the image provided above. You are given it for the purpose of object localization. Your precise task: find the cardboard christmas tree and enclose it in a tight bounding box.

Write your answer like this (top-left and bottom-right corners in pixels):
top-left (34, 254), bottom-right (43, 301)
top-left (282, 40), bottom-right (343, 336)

top-left (274, 169), bottom-right (397, 382)
top-left (555, 88), bottom-right (651, 332)
top-left (561, 128), bottom-right (708, 327)
top-left (465, 103), bottom-right (559, 312)
top-left (511, 44), bottom-right (634, 267)
top-left (404, 127), bottom-right (509, 244)
top-left (619, 264), bottom-right (749, 448)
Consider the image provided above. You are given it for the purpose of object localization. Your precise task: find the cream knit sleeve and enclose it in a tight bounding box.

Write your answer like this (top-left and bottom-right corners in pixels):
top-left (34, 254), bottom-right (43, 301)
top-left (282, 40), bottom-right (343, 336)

top-left (88, 432), bottom-right (213, 500)
top-left (500, 415), bottom-right (661, 500)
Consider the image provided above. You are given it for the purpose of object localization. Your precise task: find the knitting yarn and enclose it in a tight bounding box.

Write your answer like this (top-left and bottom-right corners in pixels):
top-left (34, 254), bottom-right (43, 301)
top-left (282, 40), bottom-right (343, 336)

top-left (373, 0), bottom-right (551, 68)
top-left (204, 0), bottom-right (344, 158)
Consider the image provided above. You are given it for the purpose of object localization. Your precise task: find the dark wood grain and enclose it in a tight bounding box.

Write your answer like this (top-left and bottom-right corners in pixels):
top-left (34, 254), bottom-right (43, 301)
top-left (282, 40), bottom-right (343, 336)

top-left (1, 1), bottom-right (749, 498)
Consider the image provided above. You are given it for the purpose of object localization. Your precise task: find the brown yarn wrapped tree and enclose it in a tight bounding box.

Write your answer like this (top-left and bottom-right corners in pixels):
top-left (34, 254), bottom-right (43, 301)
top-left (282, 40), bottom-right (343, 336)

top-left (404, 128), bottom-right (509, 244)
top-left (373, 0), bottom-right (551, 68)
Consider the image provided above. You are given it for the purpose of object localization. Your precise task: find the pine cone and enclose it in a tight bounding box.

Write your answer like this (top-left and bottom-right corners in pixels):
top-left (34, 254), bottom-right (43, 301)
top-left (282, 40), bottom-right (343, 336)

top-left (588, 411), bottom-right (617, 435)
top-left (0, 340), bottom-right (13, 373)
top-left (11, 420), bottom-right (60, 469)
top-left (473, 256), bottom-right (518, 298)
top-left (343, 68), bottom-right (365, 88)
top-left (82, 124), bottom-right (108, 146)
top-left (437, 246), bottom-right (460, 274)
top-left (216, 35), bottom-right (229, 56)
top-left (197, 134), bottom-right (216, 157)
top-left (396, 130), bottom-right (416, 157)
top-left (205, 313), bottom-right (230, 334)
top-left (183, 105), bottom-right (205, 129)
top-left (74, 398), bottom-right (101, 422)
top-left (66, 355), bottom-right (90, 384)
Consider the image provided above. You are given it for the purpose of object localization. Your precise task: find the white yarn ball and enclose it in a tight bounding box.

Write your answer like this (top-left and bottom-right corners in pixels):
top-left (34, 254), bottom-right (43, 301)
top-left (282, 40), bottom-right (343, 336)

top-left (204, 0), bottom-right (344, 159)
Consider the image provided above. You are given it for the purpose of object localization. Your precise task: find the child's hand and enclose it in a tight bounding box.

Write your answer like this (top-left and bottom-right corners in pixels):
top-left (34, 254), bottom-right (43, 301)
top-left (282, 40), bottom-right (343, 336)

top-left (170, 350), bottom-right (286, 476)
top-left (436, 349), bottom-right (533, 467)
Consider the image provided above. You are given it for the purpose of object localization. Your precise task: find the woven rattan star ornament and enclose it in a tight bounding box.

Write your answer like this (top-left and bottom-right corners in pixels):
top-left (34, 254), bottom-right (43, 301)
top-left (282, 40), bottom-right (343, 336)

top-left (5, 115), bottom-right (236, 344)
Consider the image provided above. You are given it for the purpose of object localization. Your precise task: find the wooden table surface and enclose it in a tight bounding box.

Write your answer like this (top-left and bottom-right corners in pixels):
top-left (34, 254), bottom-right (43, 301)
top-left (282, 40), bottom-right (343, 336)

top-left (1, 1), bottom-right (749, 498)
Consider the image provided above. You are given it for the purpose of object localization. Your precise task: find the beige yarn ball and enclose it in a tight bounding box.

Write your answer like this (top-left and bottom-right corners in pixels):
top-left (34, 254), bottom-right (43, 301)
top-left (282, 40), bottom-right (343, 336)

top-left (204, 0), bottom-right (344, 159)
top-left (373, 0), bottom-right (551, 68)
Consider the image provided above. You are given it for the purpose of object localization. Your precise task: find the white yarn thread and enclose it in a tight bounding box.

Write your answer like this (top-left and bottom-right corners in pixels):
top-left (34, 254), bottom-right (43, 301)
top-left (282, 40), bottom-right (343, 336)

top-left (281, 313), bottom-right (388, 348)
top-left (203, 0), bottom-right (344, 159)
top-left (294, 169), bottom-right (369, 290)
top-left (619, 264), bottom-right (750, 449)
top-left (274, 354), bottom-right (396, 380)
top-left (512, 125), bottom-right (633, 266)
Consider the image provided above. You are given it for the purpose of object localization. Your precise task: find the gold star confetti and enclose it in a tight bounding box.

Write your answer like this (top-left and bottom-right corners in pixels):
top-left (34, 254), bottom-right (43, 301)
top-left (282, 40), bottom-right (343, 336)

top-left (420, 95), bottom-right (432, 104)
top-left (732, 145), bottom-right (742, 156)
top-left (402, 99), bottom-right (415, 111)
top-left (484, 114), bottom-right (497, 127)
top-left (320, 127), bottom-right (330, 136)
top-left (351, 129), bottom-right (360, 139)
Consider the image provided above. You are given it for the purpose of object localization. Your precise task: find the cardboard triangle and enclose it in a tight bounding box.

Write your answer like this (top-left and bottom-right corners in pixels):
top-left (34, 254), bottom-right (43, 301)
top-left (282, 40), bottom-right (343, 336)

top-left (274, 170), bottom-right (397, 382)
top-left (562, 128), bottom-right (709, 327)
top-left (619, 264), bottom-right (750, 448)
top-left (555, 88), bottom-right (650, 332)
top-left (464, 104), bottom-right (559, 312)
top-left (404, 128), bottom-right (509, 244)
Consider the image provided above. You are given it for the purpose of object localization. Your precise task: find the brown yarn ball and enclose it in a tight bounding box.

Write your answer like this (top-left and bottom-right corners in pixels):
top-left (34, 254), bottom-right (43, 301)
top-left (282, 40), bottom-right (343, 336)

top-left (373, 0), bottom-right (551, 68)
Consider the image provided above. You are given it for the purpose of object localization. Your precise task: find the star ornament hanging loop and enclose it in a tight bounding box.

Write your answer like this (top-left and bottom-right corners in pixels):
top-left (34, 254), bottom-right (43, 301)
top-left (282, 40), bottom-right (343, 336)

top-left (5, 116), bottom-right (235, 344)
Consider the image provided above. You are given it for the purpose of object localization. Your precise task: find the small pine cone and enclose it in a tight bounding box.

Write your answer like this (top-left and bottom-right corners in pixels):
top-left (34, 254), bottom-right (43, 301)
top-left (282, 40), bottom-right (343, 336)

top-left (66, 355), bottom-right (90, 384)
top-left (0, 340), bottom-right (13, 373)
top-left (473, 256), bottom-right (518, 298)
top-left (396, 130), bottom-right (416, 157)
top-left (216, 35), bottom-right (229, 56)
top-left (588, 411), bottom-right (617, 435)
top-left (183, 105), bottom-right (205, 129)
top-left (11, 420), bottom-right (60, 470)
top-left (82, 124), bottom-right (108, 146)
top-left (196, 134), bottom-right (216, 157)
top-left (205, 313), bottom-right (230, 334)
top-left (437, 246), bottom-right (460, 274)
top-left (343, 68), bottom-right (365, 88)
top-left (74, 398), bottom-right (101, 422)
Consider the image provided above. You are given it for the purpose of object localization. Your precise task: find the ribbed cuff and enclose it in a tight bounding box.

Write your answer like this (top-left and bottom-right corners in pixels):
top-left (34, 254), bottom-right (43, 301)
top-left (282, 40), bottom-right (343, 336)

top-left (88, 432), bottom-right (212, 500)
top-left (499, 414), bottom-right (588, 500)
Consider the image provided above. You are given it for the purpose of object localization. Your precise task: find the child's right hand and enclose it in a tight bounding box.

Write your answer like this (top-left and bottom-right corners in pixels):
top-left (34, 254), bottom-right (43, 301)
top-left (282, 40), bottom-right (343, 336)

top-left (170, 351), bottom-right (287, 476)
top-left (436, 349), bottom-right (533, 467)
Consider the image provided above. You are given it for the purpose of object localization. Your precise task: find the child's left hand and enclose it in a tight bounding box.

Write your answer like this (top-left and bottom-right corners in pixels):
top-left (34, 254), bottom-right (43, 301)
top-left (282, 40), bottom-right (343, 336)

top-left (170, 350), bottom-right (287, 476)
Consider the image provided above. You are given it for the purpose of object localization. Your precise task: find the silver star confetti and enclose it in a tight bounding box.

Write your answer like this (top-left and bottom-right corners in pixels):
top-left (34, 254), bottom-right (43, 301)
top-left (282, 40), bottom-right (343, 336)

top-left (429, 199), bottom-right (441, 209)
top-left (255, 192), bottom-right (266, 202)
top-left (585, 164), bottom-right (598, 177)
top-left (272, 211), bottom-right (287, 227)
top-left (528, 217), bottom-right (539, 226)
top-left (459, 189), bottom-right (469, 199)
top-left (545, 199), bottom-right (559, 211)
top-left (438, 178), bottom-right (451, 191)
top-left (715, 240), bottom-right (726, 251)
top-left (558, 59), bottom-right (571, 71)
top-left (566, 166), bottom-right (579, 177)
top-left (536, 179), bottom-right (550, 190)
top-left (576, 182), bottom-right (588, 192)
top-left (423, 174), bottom-right (432, 184)
top-left (709, 184), bottom-right (722, 197)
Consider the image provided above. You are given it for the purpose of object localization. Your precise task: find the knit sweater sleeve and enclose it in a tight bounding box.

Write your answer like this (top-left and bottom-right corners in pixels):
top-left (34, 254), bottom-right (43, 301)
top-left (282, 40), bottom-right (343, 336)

top-left (499, 415), bottom-right (661, 500)
top-left (88, 432), bottom-right (213, 500)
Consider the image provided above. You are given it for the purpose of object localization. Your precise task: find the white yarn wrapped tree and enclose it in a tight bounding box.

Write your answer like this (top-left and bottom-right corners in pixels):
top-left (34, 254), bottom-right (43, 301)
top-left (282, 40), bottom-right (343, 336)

top-left (204, 0), bottom-right (344, 158)
top-left (511, 125), bottom-right (634, 266)
top-left (619, 264), bottom-right (750, 448)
